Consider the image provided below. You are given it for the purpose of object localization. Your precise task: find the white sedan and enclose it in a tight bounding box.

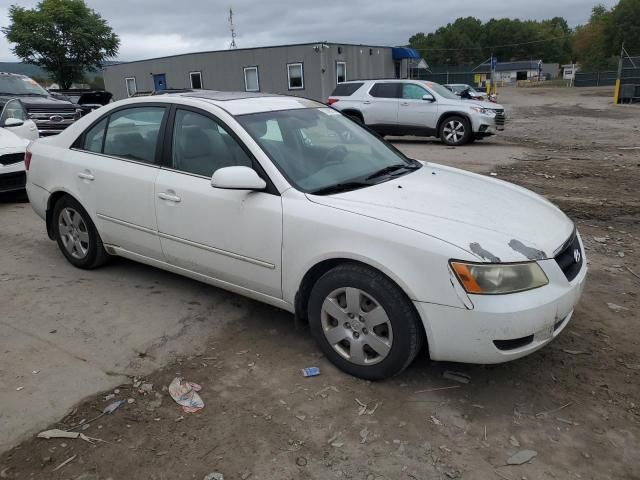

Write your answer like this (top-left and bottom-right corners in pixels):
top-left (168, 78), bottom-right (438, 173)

top-left (25, 91), bottom-right (586, 379)
top-left (0, 98), bottom-right (38, 193)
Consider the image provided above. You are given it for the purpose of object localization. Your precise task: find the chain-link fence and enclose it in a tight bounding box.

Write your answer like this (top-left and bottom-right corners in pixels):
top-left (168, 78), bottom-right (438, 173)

top-left (574, 71), bottom-right (617, 87)
top-left (617, 52), bottom-right (640, 104)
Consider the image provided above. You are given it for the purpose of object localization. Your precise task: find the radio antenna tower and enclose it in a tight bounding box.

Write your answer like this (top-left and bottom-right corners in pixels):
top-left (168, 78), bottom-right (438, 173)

top-left (228, 7), bottom-right (237, 49)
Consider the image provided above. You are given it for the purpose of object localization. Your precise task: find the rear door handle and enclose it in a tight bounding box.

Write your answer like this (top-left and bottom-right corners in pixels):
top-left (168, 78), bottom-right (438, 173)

top-left (158, 192), bottom-right (181, 203)
top-left (77, 172), bottom-right (94, 181)
top-left (400, 102), bottom-right (409, 106)
top-left (362, 101), bottom-right (371, 105)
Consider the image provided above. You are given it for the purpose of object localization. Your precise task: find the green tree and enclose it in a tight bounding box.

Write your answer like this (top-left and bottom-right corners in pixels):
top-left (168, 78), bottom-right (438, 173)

top-left (572, 4), bottom-right (617, 70)
top-left (409, 16), bottom-right (573, 67)
top-left (607, 0), bottom-right (640, 54)
top-left (2, 0), bottom-right (119, 89)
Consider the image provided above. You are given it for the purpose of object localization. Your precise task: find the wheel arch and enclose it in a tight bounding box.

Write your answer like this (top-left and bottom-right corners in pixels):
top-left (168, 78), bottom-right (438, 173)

top-left (436, 111), bottom-right (472, 133)
top-left (45, 189), bottom-right (82, 240)
top-left (340, 109), bottom-right (364, 123)
top-left (294, 256), bottom-right (420, 322)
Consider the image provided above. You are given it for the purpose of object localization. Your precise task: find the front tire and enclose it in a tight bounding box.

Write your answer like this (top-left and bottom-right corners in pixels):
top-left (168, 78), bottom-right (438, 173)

top-left (53, 195), bottom-right (109, 269)
top-left (440, 116), bottom-right (472, 146)
top-left (308, 263), bottom-right (423, 380)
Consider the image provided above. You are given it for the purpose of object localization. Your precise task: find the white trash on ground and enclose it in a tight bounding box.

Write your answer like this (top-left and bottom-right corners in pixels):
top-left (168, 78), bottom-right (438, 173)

top-left (169, 377), bottom-right (204, 413)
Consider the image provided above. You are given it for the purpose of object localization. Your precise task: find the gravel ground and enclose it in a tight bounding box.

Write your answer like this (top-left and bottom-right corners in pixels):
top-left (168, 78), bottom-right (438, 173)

top-left (0, 86), bottom-right (638, 480)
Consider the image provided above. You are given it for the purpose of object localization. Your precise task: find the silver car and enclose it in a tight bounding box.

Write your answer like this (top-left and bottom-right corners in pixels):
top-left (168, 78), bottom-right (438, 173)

top-left (327, 79), bottom-right (505, 145)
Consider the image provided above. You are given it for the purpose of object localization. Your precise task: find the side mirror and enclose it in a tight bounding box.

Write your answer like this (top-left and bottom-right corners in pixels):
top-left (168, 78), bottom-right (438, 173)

top-left (422, 94), bottom-right (435, 102)
top-left (211, 166), bottom-right (266, 191)
top-left (4, 117), bottom-right (24, 128)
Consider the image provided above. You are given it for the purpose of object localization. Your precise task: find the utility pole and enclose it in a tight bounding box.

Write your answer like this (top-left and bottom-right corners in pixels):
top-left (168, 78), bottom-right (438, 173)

top-left (228, 7), bottom-right (237, 49)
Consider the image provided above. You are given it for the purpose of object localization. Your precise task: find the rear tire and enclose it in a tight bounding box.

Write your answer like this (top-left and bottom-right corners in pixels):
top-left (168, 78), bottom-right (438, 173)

top-left (52, 195), bottom-right (109, 269)
top-left (439, 115), bottom-right (472, 146)
top-left (308, 263), bottom-right (423, 380)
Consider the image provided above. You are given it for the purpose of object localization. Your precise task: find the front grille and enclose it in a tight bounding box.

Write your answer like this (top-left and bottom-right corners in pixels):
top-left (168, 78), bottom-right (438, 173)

top-left (0, 171), bottom-right (26, 192)
top-left (27, 108), bottom-right (77, 135)
top-left (554, 231), bottom-right (583, 282)
top-left (493, 109), bottom-right (505, 126)
top-left (0, 153), bottom-right (24, 166)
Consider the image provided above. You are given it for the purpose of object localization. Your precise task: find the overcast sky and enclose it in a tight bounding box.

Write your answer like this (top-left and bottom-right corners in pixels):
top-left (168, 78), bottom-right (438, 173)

top-left (0, 0), bottom-right (619, 62)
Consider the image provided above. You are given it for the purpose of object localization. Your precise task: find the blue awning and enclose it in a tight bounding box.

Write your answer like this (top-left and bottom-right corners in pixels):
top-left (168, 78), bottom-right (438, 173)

top-left (392, 47), bottom-right (420, 60)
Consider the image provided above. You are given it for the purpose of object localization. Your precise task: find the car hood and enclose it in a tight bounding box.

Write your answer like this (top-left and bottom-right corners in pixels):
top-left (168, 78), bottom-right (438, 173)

top-left (0, 94), bottom-right (75, 110)
top-left (306, 164), bottom-right (573, 262)
top-left (0, 127), bottom-right (29, 151)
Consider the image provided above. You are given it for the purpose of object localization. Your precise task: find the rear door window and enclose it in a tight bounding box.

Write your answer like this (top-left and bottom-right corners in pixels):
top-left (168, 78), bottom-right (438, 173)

top-left (369, 83), bottom-right (400, 98)
top-left (102, 107), bottom-right (166, 164)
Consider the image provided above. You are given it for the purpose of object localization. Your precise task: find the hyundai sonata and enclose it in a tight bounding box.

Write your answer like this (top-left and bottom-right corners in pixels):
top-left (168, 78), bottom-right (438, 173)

top-left (25, 91), bottom-right (586, 379)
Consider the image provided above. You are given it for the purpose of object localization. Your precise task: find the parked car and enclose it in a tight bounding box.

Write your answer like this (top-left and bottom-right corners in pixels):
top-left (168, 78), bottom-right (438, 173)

top-left (326, 79), bottom-right (505, 145)
top-left (49, 89), bottom-right (113, 116)
top-left (0, 98), bottom-right (38, 193)
top-left (444, 83), bottom-right (486, 100)
top-left (0, 72), bottom-right (81, 136)
top-left (26, 91), bottom-right (586, 380)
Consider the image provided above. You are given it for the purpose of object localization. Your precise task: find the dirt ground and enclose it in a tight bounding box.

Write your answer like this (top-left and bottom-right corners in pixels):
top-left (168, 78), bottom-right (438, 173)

top-left (1, 86), bottom-right (639, 480)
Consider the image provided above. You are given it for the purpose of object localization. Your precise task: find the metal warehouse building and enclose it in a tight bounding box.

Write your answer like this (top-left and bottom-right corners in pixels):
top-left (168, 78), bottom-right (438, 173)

top-left (103, 42), bottom-right (421, 101)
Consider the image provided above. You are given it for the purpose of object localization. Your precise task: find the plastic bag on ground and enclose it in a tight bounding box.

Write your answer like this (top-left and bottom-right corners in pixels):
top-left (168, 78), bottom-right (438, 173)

top-left (168, 377), bottom-right (204, 413)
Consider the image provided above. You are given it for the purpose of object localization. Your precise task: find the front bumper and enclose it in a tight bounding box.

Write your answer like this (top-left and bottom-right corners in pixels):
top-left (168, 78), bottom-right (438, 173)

top-left (472, 111), bottom-right (505, 134)
top-left (0, 161), bottom-right (26, 193)
top-left (415, 255), bottom-right (587, 364)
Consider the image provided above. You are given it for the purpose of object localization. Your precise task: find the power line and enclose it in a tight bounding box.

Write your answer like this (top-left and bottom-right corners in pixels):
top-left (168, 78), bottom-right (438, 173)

top-left (408, 34), bottom-right (571, 52)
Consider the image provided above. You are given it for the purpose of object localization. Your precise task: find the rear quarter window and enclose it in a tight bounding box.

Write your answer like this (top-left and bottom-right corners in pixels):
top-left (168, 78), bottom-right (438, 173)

top-left (331, 82), bottom-right (364, 96)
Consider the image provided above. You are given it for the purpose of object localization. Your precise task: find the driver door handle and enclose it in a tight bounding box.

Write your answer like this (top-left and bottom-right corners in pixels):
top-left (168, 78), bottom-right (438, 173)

top-left (77, 172), bottom-right (94, 181)
top-left (362, 101), bottom-right (371, 105)
top-left (158, 192), bottom-right (181, 203)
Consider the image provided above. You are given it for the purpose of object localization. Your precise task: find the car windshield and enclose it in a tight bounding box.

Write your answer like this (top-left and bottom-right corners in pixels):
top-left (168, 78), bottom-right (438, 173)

top-left (237, 108), bottom-right (419, 194)
top-left (424, 82), bottom-right (460, 100)
top-left (449, 84), bottom-right (478, 94)
top-left (0, 76), bottom-right (48, 96)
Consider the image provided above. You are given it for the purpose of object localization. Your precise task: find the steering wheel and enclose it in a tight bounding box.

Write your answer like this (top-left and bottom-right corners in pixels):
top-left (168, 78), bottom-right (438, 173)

top-left (321, 145), bottom-right (348, 165)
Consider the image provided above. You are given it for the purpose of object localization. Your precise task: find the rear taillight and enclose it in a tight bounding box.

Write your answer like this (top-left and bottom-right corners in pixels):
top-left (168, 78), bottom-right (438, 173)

top-left (326, 98), bottom-right (339, 106)
top-left (24, 148), bottom-right (32, 171)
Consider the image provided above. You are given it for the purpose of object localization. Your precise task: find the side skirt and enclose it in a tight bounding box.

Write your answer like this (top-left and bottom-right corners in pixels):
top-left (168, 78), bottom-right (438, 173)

top-left (104, 244), bottom-right (295, 313)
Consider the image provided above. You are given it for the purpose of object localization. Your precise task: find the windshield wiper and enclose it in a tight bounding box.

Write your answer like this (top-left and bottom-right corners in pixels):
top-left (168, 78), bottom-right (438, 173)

top-left (365, 163), bottom-right (419, 181)
top-left (310, 181), bottom-right (373, 195)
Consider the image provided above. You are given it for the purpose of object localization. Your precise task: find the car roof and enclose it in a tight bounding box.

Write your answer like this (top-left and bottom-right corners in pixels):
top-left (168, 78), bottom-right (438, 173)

top-left (143, 89), bottom-right (326, 116)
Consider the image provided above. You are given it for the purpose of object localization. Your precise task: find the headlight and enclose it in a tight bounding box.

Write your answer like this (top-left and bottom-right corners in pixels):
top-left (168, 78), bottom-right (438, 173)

top-left (470, 106), bottom-right (493, 115)
top-left (450, 261), bottom-right (548, 295)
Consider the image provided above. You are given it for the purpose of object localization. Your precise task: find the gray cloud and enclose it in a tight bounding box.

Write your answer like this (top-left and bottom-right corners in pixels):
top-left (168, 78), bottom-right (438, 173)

top-left (0, 0), bottom-right (619, 62)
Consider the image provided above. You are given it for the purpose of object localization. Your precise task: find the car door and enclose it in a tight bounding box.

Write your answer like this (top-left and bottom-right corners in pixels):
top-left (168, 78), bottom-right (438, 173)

top-left (397, 83), bottom-right (438, 132)
top-left (0, 99), bottom-right (38, 141)
top-left (69, 104), bottom-right (167, 259)
top-left (155, 106), bottom-right (283, 298)
top-left (362, 82), bottom-right (400, 128)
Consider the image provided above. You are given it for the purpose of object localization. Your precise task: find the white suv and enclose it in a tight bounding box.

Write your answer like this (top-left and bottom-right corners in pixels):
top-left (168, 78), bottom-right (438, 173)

top-left (327, 80), bottom-right (505, 146)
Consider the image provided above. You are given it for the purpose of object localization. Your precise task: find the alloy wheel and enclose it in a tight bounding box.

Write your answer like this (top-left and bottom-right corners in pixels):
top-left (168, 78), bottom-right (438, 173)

top-left (443, 120), bottom-right (465, 144)
top-left (320, 287), bottom-right (393, 366)
top-left (58, 207), bottom-right (90, 259)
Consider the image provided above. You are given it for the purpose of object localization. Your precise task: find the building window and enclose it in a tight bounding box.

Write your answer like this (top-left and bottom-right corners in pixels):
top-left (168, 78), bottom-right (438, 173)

top-left (336, 62), bottom-right (346, 84)
top-left (125, 77), bottom-right (137, 97)
top-left (287, 63), bottom-right (304, 90)
top-left (189, 71), bottom-right (202, 89)
top-left (244, 66), bottom-right (259, 92)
